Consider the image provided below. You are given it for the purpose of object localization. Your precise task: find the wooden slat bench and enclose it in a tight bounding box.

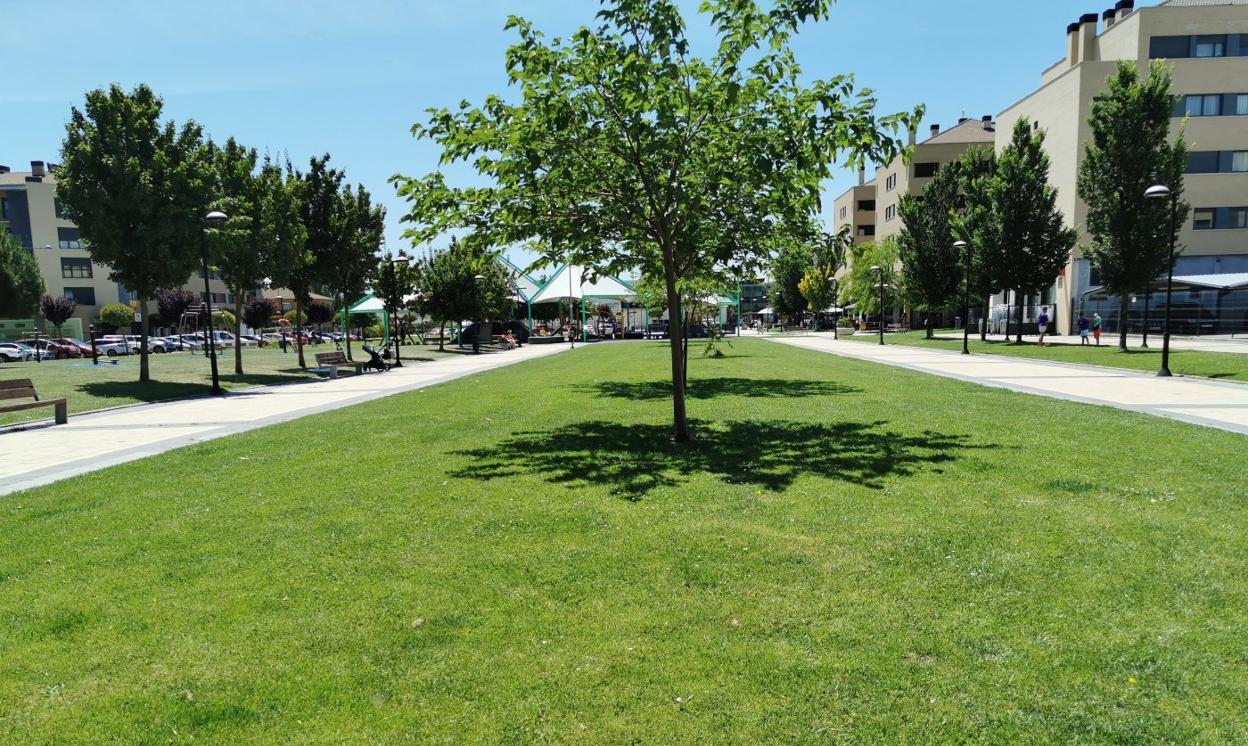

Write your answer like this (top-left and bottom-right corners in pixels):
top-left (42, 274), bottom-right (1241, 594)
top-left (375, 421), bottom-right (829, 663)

top-left (0, 379), bottom-right (68, 425)
top-left (313, 351), bottom-right (367, 379)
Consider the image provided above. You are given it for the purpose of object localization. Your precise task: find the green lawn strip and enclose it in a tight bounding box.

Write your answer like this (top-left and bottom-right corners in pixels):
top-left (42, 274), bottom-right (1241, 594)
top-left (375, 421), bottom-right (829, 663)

top-left (843, 329), bottom-right (1248, 382)
top-left (0, 344), bottom-right (455, 427)
top-left (1, 339), bottom-right (1245, 742)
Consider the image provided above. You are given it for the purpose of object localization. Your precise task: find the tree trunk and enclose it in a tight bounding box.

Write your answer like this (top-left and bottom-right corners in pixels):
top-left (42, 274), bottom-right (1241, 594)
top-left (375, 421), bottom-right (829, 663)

top-left (925, 312), bottom-right (935, 339)
top-left (139, 300), bottom-right (151, 382)
top-left (233, 294), bottom-right (244, 376)
top-left (981, 297), bottom-right (989, 342)
top-left (295, 298), bottom-right (306, 369)
top-left (1002, 290), bottom-right (1010, 341)
top-left (1014, 290), bottom-right (1024, 344)
top-left (1141, 292), bottom-right (1150, 349)
top-left (661, 249), bottom-right (690, 442)
top-left (682, 308), bottom-right (690, 389)
top-left (438, 318), bottom-right (446, 352)
top-left (1118, 295), bottom-right (1129, 352)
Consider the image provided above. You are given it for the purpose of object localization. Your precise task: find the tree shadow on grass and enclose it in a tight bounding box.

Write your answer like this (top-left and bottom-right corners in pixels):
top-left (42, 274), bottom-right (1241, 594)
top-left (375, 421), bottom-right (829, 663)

top-left (452, 419), bottom-right (978, 500)
top-left (78, 372), bottom-right (315, 403)
top-left (573, 377), bottom-right (861, 401)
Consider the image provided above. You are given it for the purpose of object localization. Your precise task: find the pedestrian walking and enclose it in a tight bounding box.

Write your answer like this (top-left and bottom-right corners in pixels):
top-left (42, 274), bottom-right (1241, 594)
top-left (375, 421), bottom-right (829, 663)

top-left (1077, 313), bottom-right (1091, 345)
top-left (1092, 312), bottom-right (1103, 346)
top-left (1037, 306), bottom-right (1050, 347)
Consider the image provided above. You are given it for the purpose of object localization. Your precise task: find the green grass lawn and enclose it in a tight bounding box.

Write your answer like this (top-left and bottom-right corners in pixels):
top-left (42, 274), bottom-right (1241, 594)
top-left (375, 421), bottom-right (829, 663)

top-left (0, 343), bottom-right (453, 427)
top-left (844, 329), bottom-right (1248, 382)
top-left (2, 339), bottom-right (1246, 742)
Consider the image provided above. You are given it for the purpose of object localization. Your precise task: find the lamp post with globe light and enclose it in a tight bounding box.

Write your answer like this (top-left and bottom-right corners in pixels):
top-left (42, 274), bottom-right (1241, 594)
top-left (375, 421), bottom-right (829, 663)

top-left (1145, 184), bottom-right (1180, 377)
top-left (201, 210), bottom-right (228, 395)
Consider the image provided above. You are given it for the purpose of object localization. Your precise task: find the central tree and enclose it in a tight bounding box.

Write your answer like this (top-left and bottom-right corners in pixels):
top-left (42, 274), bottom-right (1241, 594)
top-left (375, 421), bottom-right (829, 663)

top-left (394, 0), bottom-right (919, 440)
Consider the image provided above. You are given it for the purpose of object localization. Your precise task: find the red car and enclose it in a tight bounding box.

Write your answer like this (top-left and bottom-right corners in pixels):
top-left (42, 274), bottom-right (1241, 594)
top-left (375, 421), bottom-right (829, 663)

top-left (52, 338), bottom-right (94, 356)
top-left (18, 338), bottom-right (83, 359)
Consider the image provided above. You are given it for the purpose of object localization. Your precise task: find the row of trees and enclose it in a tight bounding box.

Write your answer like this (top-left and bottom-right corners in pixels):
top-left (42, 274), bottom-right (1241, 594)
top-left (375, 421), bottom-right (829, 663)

top-left (54, 83), bottom-right (386, 381)
top-left (847, 62), bottom-right (1185, 351)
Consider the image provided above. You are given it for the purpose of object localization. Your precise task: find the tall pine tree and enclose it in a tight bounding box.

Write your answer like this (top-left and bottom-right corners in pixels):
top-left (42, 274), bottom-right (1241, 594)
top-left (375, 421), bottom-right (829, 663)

top-left (899, 161), bottom-right (962, 338)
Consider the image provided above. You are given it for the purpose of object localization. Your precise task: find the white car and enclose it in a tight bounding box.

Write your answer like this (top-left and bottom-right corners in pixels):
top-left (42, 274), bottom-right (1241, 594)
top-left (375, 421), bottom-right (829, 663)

top-left (0, 342), bottom-right (39, 362)
top-left (94, 340), bottom-right (132, 357)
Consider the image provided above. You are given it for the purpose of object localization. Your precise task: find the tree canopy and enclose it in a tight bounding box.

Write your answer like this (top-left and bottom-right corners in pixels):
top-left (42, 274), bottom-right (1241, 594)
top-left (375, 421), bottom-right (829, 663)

top-left (898, 159), bottom-right (962, 337)
top-left (0, 224), bottom-right (44, 318)
top-left (393, 0), bottom-right (921, 440)
top-left (842, 239), bottom-right (899, 320)
top-left (1077, 62), bottom-right (1188, 351)
top-left (59, 83), bottom-right (212, 382)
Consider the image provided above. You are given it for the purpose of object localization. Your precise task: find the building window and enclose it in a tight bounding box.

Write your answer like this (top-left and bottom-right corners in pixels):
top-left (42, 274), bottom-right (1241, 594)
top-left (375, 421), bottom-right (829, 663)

top-left (0, 197), bottom-right (7, 219)
top-left (1185, 94), bottom-right (1222, 117)
top-left (857, 199), bottom-right (875, 211)
top-left (1150, 35), bottom-right (1190, 59)
top-left (884, 205), bottom-right (897, 222)
top-left (57, 227), bottom-right (82, 249)
top-left (1233, 152), bottom-right (1248, 173)
top-left (63, 287), bottom-right (96, 305)
top-left (913, 162), bottom-right (939, 178)
top-left (858, 225), bottom-right (876, 237)
top-left (1193, 209), bottom-right (1215, 230)
top-left (54, 199), bottom-right (66, 219)
top-left (1195, 35), bottom-right (1227, 58)
top-left (840, 206), bottom-right (847, 219)
top-left (885, 174), bottom-right (897, 191)
top-left (1239, 95), bottom-right (1248, 115)
top-left (61, 257), bottom-right (92, 278)
top-left (1187, 151), bottom-right (1221, 174)
top-left (1232, 208), bottom-right (1248, 229)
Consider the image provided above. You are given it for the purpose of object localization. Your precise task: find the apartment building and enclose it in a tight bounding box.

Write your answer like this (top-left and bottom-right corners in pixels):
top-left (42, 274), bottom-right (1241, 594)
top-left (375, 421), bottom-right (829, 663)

top-left (0, 161), bottom-right (234, 341)
top-left (997, 0), bottom-right (1248, 334)
top-left (832, 168), bottom-right (878, 251)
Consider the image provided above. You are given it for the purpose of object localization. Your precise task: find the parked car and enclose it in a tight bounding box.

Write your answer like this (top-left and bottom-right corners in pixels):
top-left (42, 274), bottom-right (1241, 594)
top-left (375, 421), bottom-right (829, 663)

top-left (160, 336), bottom-right (198, 352)
top-left (99, 335), bottom-right (138, 354)
top-left (0, 342), bottom-right (39, 362)
top-left (52, 338), bottom-right (94, 356)
top-left (18, 338), bottom-right (83, 359)
top-left (94, 340), bottom-right (132, 357)
top-left (234, 334), bottom-right (261, 348)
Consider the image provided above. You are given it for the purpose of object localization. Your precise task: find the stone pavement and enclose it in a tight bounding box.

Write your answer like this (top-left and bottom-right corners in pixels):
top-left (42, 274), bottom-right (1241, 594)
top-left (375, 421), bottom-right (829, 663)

top-left (770, 335), bottom-right (1248, 436)
top-left (0, 343), bottom-right (567, 496)
top-left (932, 331), bottom-right (1248, 355)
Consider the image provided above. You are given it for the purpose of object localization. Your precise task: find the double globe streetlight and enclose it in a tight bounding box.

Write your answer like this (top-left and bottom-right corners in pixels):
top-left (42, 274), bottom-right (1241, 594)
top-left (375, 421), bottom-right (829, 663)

top-left (1145, 184), bottom-right (1180, 377)
top-left (869, 265), bottom-right (885, 345)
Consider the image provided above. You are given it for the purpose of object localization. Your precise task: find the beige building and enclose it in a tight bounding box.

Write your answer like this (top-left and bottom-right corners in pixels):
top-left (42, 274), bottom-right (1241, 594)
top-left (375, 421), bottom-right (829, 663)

top-left (832, 168), bottom-right (878, 250)
top-left (0, 161), bottom-right (234, 341)
top-left (997, 0), bottom-right (1248, 334)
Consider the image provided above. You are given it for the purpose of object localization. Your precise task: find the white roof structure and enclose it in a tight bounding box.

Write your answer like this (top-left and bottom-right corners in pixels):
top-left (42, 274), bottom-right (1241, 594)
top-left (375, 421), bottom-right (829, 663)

top-left (349, 293), bottom-right (421, 314)
top-left (529, 264), bottom-right (637, 304)
top-left (500, 257), bottom-right (543, 302)
top-left (1172, 273), bottom-right (1248, 290)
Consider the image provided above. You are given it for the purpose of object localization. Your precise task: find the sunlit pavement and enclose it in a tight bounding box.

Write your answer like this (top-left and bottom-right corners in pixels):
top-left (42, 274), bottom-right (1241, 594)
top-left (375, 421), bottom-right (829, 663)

top-left (771, 334), bottom-right (1248, 436)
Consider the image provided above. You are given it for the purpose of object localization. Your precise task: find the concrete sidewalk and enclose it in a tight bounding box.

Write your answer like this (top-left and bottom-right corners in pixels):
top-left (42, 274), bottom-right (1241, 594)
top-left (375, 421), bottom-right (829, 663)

top-left (771, 335), bottom-right (1248, 436)
top-left (932, 331), bottom-right (1248, 355)
top-left (0, 344), bottom-right (567, 496)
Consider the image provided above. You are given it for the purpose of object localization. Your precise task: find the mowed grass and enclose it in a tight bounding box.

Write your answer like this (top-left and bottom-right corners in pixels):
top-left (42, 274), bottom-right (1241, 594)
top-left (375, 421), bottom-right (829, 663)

top-left (0, 343), bottom-right (452, 427)
top-left (843, 329), bottom-right (1248, 382)
top-left (1, 339), bottom-right (1246, 743)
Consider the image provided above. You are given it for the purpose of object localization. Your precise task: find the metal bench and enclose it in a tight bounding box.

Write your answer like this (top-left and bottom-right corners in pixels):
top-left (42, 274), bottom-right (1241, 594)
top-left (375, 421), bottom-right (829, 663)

top-left (0, 379), bottom-right (68, 425)
top-left (313, 351), bottom-right (367, 379)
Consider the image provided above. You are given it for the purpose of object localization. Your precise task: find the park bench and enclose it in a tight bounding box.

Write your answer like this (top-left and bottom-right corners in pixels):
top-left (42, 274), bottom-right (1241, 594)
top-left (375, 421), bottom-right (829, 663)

top-left (0, 379), bottom-right (68, 425)
top-left (313, 351), bottom-right (367, 379)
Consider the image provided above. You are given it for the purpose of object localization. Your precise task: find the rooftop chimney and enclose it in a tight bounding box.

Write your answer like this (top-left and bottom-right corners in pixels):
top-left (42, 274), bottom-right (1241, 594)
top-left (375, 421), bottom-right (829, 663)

top-left (0, 165), bottom-right (10, 174)
top-left (858, 166), bottom-right (866, 186)
top-left (1078, 12), bottom-right (1099, 63)
top-left (908, 128), bottom-right (917, 146)
top-left (930, 124), bottom-right (941, 138)
top-left (1103, 8), bottom-right (1116, 28)
top-left (1115, 0), bottom-right (1134, 18)
top-left (981, 115), bottom-right (994, 131)
top-left (958, 117), bottom-right (969, 124)
top-left (31, 160), bottom-right (45, 177)
top-left (1067, 22), bottom-right (1081, 66)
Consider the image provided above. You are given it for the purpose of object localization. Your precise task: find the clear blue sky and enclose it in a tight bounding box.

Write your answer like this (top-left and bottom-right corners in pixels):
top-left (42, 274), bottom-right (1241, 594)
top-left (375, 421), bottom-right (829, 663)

top-left (0, 0), bottom-right (1160, 270)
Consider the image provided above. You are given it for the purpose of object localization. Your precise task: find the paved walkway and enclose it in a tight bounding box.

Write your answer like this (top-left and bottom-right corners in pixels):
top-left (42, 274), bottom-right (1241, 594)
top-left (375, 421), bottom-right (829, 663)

top-left (933, 331), bottom-right (1248, 355)
top-left (0, 344), bottom-right (567, 496)
top-left (769, 335), bottom-right (1248, 436)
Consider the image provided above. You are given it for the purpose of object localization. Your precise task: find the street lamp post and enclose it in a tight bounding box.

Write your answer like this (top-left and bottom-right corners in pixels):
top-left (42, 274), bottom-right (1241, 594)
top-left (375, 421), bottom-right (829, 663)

top-left (830, 276), bottom-right (839, 340)
top-left (387, 258), bottom-right (405, 367)
top-left (955, 240), bottom-right (972, 355)
top-left (201, 210), bottom-right (228, 395)
top-left (473, 273), bottom-right (485, 355)
top-left (1146, 184), bottom-right (1180, 377)
top-left (870, 265), bottom-right (886, 345)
